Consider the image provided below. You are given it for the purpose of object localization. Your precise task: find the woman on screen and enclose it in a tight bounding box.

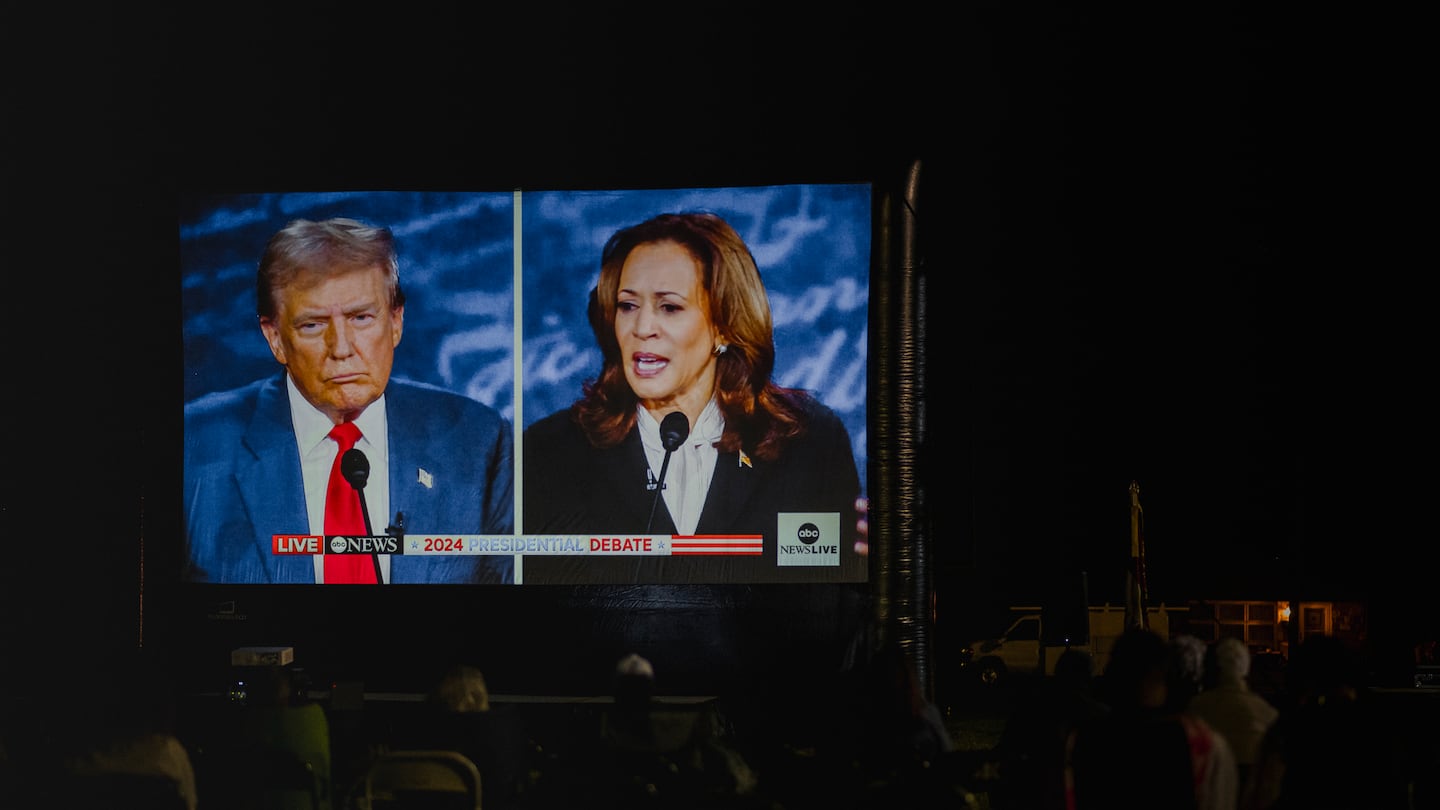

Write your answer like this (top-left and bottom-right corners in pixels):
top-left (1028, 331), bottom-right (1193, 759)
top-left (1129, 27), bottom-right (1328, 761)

top-left (522, 211), bottom-right (865, 584)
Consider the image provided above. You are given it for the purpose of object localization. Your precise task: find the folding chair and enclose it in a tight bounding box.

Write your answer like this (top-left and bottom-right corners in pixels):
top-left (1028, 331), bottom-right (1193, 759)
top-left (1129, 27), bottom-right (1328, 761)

top-left (356, 749), bottom-right (482, 810)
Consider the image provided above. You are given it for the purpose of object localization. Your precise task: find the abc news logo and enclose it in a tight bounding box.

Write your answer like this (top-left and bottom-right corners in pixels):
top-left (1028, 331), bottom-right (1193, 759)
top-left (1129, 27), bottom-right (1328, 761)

top-left (780, 522), bottom-right (836, 555)
top-left (776, 513), bottom-right (840, 566)
top-left (329, 535), bottom-right (400, 554)
top-left (271, 535), bottom-right (400, 555)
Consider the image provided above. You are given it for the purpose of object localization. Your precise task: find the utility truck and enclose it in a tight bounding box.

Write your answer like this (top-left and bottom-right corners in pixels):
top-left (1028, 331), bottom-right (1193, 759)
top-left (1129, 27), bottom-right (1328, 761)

top-left (957, 603), bottom-right (1186, 686)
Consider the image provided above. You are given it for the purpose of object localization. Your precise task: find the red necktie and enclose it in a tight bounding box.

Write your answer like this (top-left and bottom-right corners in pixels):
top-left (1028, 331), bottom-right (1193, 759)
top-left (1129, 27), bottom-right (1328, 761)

top-left (324, 421), bottom-right (378, 584)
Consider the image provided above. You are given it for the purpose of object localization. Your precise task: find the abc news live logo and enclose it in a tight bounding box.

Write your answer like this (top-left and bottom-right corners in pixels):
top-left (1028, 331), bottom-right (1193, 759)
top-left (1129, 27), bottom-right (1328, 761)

top-left (775, 513), bottom-right (841, 567)
top-left (272, 535), bottom-right (400, 555)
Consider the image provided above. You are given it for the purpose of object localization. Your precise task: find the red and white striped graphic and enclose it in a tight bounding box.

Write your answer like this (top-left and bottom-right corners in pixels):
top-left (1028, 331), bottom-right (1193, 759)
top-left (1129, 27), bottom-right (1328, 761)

top-left (669, 535), bottom-right (764, 556)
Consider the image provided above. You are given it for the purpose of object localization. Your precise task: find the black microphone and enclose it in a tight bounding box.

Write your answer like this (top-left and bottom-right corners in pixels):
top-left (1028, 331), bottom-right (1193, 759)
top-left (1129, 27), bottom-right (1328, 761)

top-left (341, 448), bottom-right (370, 495)
top-left (660, 411), bottom-right (689, 453)
top-left (340, 447), bottom-right (383, 583)
top-left (646, 412), bottom-right (690, 533)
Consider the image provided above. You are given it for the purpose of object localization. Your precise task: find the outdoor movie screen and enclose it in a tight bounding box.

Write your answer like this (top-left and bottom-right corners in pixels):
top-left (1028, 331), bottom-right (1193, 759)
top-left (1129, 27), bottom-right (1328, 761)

top-left (180, 184), bottom-right (870, 586)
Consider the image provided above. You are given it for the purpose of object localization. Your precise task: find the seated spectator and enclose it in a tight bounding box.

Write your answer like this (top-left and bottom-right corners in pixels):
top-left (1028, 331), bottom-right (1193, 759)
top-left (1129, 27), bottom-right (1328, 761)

top-left (431, 663), bottom-right (492, 713)
top-left (16, 646), bottom-right (198, 810)
top-left (391, 662), bottom-right (527, 810)
top-left (60, 728), bottom-right (198, 810)
top-left (543, 652), bottom-right (760, 809)
top-left (178, 664), bottom-right (333, 810)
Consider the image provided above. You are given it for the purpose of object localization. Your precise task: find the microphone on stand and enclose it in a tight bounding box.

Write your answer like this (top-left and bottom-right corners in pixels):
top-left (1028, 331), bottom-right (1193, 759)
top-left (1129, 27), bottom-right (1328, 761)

top-left (645, 411), bottom-right (690, 533)
top-left (341, 448), bottom-right (384, 584)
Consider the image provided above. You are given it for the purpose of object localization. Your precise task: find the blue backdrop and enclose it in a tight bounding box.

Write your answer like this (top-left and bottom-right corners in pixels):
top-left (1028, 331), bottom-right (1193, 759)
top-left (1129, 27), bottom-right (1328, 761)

top-left (180, 185), bottom-right (870, 492)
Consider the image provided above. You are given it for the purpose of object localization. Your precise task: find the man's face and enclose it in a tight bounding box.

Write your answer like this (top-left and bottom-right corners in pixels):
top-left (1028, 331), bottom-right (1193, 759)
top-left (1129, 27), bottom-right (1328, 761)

top-left (260, 264), bottom-right (403, 423)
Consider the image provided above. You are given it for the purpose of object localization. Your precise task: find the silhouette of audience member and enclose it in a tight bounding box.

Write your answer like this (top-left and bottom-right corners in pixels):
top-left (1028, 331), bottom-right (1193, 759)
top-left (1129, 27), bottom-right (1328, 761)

top-left (855, 639), bottom-right (956, 769)
top-left (547, 652), bottom-right (759, 809)
top-left (1168, 633), bottom-right (1210, 711)
top-left (210, 664), bottom-right (333, 810)
top-left (1188, 638), bottom-right (1279, 791)
top-left (430, 663), bottom-right (491, 712)
top-left (822, 639), bottom-right (979, 809)
top-left (607, 652), bottom-right (664, 745)
top-left (991, 647), bottom-right (1109, 810)
top-left (392, 662), bottom-right (526, 810)
top-left (1066, 627), bottom-right (1239, 810)
top-left (1241, 633), bottom-right (1407, 809)
top-left (16, 646), bottom-right (199, 810)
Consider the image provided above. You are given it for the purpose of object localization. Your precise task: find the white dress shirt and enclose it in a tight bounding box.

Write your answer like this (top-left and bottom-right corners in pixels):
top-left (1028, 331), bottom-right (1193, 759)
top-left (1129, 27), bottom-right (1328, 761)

top-left (286, 375), bottom-right (392, 583)
top-left (637, 397), bottom-right (723, 535)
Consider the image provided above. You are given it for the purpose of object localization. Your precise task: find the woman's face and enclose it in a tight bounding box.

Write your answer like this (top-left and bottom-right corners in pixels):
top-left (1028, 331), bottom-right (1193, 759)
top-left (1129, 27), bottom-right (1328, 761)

top-left (614, 240), bottom-right (721, 420)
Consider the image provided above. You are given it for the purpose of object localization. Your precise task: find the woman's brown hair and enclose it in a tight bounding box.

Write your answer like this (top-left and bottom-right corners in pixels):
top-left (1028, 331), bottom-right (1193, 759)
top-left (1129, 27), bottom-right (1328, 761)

top-left (573, 211), bottom-right (810, 460)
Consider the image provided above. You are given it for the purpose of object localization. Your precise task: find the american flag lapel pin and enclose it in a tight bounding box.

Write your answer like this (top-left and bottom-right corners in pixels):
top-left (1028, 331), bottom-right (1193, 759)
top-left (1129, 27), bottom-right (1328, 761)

top-left (418, 467), bottom-right (434, 489)
top-left (739, 450), bottom-right (751, 469)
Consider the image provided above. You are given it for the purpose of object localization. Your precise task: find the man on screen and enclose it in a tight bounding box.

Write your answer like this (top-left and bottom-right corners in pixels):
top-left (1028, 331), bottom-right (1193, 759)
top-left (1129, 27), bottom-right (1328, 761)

top-left (183, 217), bottom-right (514, 584)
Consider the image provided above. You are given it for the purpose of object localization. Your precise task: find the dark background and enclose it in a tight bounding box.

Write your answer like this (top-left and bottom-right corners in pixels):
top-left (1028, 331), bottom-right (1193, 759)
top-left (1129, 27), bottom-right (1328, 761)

top-left (7, 4), bottom-right (1426, 691)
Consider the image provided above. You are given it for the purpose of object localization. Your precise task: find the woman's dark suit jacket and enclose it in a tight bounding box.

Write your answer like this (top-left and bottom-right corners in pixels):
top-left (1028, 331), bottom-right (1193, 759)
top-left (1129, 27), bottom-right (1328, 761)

top-left (521, 393), bottom-right (865, 584)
